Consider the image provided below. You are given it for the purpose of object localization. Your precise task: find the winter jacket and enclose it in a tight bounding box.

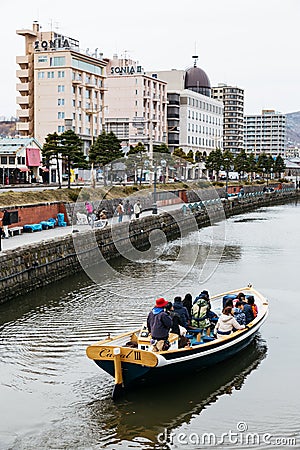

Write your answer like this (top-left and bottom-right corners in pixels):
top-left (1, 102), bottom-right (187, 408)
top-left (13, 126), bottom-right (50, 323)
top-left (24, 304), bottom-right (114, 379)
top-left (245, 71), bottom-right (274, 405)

top-left (134, 203), bottom-right (141, 214)
top-left (242, 303), bottom-right (255, 324)
top-left (147, 307), bottom-right (172, 340)
top-left (173, 301), bottom-right (189, 329)
top-left (215, 313), bottom-right (245, 336)
top-left (191, 298), bottom-right (210, 329)
top-left (233, 307), bottom-right (246, 326)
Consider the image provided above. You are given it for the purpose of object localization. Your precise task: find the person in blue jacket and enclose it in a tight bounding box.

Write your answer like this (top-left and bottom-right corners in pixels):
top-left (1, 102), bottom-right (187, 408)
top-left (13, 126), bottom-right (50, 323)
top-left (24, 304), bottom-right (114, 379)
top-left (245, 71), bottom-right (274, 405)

top-left (147, 297), bottom-right (172, 351)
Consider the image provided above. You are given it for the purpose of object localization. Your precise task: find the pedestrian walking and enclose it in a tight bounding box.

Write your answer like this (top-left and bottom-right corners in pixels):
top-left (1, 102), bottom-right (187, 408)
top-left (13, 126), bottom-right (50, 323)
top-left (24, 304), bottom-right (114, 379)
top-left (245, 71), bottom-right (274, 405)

top-left (124, 199), bottom-right (133, 220)
top-left (116, 201), bottom-right (124, 223)
top-left (133, 200), bottom-right (142, 219)
top-left (2, 209), bottom-right (10, 238)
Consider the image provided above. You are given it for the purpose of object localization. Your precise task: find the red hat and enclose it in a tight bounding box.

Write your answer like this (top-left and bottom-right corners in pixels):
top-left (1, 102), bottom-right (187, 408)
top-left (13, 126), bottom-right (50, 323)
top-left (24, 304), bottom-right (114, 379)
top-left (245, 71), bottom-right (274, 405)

top-left (155, 297), bottom-right (168, 308)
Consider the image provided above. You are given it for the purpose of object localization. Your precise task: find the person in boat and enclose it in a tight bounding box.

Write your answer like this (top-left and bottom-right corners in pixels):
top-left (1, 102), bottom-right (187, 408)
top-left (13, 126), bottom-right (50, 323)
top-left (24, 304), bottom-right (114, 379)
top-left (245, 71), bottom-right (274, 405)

top-left (182, 293), bottom-right (193, 319)
top-left (247, 295), bottom-right (258, 318)
top-left (165, 302), bottom-right (189, 348)
top-left (147, 298), bottom-right (172, 352)
top-left (214, 306), bottom-right (246, 339)
top-left (191, 292), bottom-right (211, 336)
top-left (237, 294), bottom-right (255, 324)
top-left (233, 301), bottom-right (246, 326)
top-left (173, 296), bottom-right (190, 329)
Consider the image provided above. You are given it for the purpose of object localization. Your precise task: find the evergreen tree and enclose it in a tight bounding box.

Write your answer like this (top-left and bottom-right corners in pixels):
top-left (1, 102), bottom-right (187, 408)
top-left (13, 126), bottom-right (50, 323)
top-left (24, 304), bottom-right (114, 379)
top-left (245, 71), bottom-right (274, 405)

top-left (256, 153), bottom-right (269, 179)
top-left (186, 150), bottom-right (194, 163)
top-left (205, 148), bottom-right (224, 180)
top-left (60, 130), bottom-right (87, 189)
top-left (274, 155), bottom-right (285, 178)
top-left (89, 131), bottom-right (123, 185)
top-left (42, 132), bottom-right (62, 188)
top-left (195, 151), bottom-right (203, 163)
top-left (247, 153), bottom-right (257, 181)
top-left (234, 149), bottom-right (248, 180)
top-left (153, 143), bottom-right (170, 154)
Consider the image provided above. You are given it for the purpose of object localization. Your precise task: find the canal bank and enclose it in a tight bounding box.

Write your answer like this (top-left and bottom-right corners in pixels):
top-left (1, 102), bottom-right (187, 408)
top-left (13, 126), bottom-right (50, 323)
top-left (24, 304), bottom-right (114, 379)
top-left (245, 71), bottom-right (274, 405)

top-left (0, 188), bottom-right (297, 304)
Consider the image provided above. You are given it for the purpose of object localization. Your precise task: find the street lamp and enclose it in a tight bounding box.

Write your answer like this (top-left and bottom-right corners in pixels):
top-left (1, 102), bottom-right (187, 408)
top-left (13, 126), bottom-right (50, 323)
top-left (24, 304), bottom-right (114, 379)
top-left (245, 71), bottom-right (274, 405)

top-left (223, 157), bottom-right (230, 199)
top-left (152, 168), bottom-right (158, 214)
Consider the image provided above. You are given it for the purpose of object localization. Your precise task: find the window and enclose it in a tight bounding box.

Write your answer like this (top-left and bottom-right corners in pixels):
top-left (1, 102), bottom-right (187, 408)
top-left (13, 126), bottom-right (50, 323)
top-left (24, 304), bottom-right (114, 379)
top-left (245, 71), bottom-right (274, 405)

top-left (38, 72), bottom-right (45, 79)
top-left (58, 98), bottom-right (65, 106)
top-left (58, 112), bottom-right (65, 119)
top-left (47, 71), bottom-right (55, 79)
top-left (50, 56), bottom-right (66, 67)
top-left (38, 55), bottom-right (48, 63)
top-left (58, 126), bottom-right (65, 133)
top-left (58, 71), bottom-right (65, 78)
top-left (58, 85), bottom-right (65, 92)
top-left (1, 156), bottom-right (7, 164)
top-left (9, 156), bottom-right (15, 165)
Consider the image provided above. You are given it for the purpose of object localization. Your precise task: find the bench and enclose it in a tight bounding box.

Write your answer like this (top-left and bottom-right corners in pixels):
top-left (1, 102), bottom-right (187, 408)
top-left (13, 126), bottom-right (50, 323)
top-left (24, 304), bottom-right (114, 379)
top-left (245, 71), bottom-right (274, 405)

top-left (8, 226), bottom-right (23, 236)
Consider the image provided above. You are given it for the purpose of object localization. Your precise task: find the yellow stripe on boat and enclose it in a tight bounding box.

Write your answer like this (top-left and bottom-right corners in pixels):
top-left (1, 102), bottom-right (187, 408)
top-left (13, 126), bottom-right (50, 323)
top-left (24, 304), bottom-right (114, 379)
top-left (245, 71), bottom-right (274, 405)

top-left (86, 345), bottom-right (158, 367)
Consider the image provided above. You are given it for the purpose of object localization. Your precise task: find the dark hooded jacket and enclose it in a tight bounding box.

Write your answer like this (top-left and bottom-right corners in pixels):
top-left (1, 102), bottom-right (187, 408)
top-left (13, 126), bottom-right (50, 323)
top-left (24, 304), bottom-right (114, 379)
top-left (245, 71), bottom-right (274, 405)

top-left (173, 300), bottom-right (189, 329)
top-left (147, 307), bottom-right (172, 340)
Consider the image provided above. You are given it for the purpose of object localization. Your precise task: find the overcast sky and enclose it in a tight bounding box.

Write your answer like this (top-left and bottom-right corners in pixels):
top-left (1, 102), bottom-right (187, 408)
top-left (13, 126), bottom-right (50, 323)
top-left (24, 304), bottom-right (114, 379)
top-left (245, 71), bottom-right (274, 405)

top-left (1, 0), bottom-right (299, 118)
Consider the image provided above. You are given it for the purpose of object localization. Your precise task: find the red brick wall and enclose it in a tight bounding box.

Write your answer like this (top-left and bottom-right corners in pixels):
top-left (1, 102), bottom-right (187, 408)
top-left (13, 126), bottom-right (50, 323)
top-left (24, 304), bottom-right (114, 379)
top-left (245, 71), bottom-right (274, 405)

top-left (0, 203), bottom-right (68, 228)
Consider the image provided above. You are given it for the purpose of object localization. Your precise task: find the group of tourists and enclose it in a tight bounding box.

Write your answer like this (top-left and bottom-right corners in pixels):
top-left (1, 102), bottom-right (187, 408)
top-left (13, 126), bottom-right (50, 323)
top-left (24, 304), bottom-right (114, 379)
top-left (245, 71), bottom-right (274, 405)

top-left (84, 199), bottom-right (142, 227)
top-left (115, 200), bottom-right (142, 222)
top-left (146, 290), bottom-right (258, 352)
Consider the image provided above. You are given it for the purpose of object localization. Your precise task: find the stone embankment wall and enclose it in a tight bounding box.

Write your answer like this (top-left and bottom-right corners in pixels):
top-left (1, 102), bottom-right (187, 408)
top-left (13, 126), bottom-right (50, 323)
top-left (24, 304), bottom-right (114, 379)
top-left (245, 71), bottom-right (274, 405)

top-left (0, 189), bottom-right (298, 304)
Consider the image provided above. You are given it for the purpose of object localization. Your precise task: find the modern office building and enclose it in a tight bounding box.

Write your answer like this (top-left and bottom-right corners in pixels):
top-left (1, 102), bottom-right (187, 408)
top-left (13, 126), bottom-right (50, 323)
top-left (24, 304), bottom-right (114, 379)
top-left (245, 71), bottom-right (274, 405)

top-left (244, 110), bottom-right (286, 157)
top-left (211, 83), bottom-right (244, 154)
top-left (150, 58), bottom-right (223, 158)
top-left (16, 22), bottom-right (107, 153)
top-left (104, 55), bottom-right (168, 149)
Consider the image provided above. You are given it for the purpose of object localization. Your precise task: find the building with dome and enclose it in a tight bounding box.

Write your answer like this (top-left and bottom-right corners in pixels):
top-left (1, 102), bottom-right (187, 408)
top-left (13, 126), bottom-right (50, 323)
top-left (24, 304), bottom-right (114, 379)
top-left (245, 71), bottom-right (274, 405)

top-left (148, 58), bottom-right (223, 161)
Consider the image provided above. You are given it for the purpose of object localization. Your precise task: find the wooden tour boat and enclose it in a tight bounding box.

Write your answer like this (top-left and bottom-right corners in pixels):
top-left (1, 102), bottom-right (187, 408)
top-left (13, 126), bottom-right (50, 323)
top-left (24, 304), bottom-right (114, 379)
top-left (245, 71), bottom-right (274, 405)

top-left (86, 285), bottom-right (268, 399)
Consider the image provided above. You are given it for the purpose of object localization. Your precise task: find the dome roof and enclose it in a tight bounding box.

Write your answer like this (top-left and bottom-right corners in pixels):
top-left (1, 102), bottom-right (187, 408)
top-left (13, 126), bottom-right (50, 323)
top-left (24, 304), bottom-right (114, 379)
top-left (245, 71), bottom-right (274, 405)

top-left (184, 65), bottom-right (211, 97)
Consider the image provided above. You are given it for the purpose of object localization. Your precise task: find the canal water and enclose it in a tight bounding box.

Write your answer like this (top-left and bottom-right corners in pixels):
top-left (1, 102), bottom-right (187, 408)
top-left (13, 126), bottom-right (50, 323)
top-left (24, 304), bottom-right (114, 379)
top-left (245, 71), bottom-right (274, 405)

top-left (0, 202), bottom-right (299, 449)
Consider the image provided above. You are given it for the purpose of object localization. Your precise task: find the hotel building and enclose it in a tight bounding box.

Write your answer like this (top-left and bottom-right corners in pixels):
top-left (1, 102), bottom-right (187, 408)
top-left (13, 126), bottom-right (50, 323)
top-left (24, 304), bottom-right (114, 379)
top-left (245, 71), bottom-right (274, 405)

top-left (104, 55), bottom-right (168, 149)
top-left (149, 59), bottom-right (223, 158)
top-left (16, 22), bottom-right (107, 153)
top-left (211, 83), bottom-right (244, 155)
top-left (244, 109), bottom-right (286, 157)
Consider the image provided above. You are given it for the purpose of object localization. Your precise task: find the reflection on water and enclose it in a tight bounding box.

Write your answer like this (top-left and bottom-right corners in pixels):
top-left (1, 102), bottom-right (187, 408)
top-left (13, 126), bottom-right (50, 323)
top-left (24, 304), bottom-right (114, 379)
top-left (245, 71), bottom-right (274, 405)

top-left (87, 335), bottom-right (267, 448)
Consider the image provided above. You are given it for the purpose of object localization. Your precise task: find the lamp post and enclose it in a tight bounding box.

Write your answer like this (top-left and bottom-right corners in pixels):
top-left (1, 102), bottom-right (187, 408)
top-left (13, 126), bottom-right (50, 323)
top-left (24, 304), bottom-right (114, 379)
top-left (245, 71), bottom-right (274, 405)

top-left (223, 157), bottom-right (229, 199)
top-left (152, 168), bottom-right (158, 214)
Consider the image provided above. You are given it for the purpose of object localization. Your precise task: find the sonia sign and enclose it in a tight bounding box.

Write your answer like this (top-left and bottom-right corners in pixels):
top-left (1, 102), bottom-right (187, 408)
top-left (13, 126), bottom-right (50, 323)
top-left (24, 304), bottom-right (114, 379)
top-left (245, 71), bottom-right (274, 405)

top-left (34, 38), bottom-right (70, 51)
top-left (110, 65), bottom-right (142, 75)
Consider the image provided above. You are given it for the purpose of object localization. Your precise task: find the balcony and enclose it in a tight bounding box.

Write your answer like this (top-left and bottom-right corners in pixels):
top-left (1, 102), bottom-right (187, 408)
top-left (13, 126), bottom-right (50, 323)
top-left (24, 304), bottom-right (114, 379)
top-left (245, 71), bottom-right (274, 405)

top-left (16, 96), bottom-right (29, 106)
top-left (16, 55), bottom-right (29, 66)
top-left (16, 122), bottom-right (30, 131)
top-left (72, 78), bottom-right (82, 85)
top-left (16, 82), bottom-right (29, 92)
top-left (16, 69), bottom-right (29, 80)
top-left (17, 109), bottom-right (29, 119)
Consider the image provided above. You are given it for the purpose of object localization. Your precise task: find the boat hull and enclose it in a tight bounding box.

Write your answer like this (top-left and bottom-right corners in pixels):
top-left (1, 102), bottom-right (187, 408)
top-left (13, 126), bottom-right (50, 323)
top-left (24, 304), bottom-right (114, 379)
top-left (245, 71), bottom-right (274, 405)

top-left (94, 323), bottom-right (261, 388)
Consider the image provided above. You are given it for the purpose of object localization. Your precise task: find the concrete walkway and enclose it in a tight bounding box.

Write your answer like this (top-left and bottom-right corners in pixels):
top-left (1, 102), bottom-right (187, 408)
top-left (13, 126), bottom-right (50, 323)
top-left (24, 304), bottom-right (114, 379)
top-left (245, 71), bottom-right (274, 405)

top-left (0, 203), bottom-right (186, 253)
